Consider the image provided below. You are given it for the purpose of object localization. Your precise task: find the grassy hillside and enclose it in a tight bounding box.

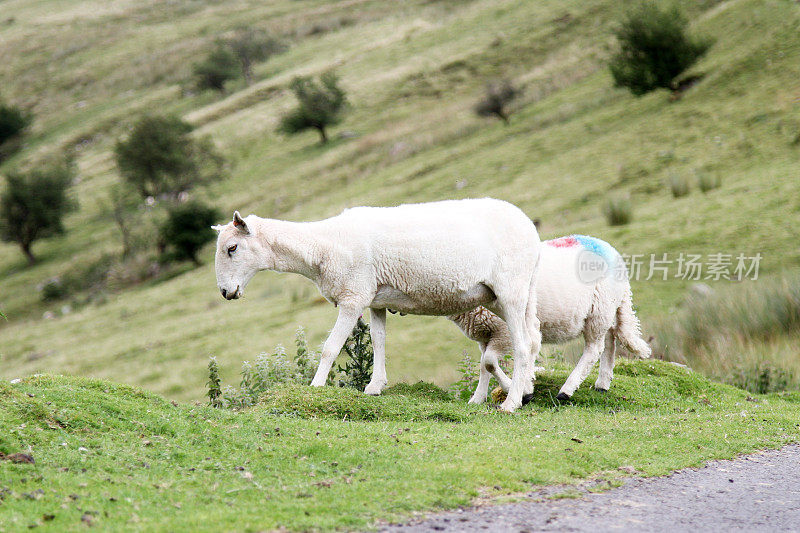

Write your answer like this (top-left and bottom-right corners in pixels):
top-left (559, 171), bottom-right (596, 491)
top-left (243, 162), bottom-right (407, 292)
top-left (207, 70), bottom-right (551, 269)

top-left (2, 361), bottom-right (800, 530)
top-left (1, 0), bottom-right (799, 400)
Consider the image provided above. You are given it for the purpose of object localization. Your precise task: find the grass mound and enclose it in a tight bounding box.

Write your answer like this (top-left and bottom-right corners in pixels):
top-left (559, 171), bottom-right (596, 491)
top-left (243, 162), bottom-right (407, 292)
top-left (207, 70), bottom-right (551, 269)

top-left (257, 383), bottom-right (471, 422)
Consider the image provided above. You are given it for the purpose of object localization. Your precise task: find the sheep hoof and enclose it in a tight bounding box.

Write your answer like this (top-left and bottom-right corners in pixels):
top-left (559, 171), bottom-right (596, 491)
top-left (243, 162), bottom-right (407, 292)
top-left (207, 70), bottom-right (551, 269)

top-left (364, 382), bottom-right (385, 395)
top-left (521, 393), bottom-right (534, 405)
top-left (594, 386), bottom-right (609, 392)
top-left (499, 399), bottom-right (518, 413)
top-left (556, 392), bottom-right (570, 402)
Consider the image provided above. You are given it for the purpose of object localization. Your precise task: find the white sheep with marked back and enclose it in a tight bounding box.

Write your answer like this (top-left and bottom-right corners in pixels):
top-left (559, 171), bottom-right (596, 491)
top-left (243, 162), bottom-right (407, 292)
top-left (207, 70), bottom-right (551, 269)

top-left (213, 198), bottom-right (542, 412)
top-left (448, 235), bottom-right (651, 404)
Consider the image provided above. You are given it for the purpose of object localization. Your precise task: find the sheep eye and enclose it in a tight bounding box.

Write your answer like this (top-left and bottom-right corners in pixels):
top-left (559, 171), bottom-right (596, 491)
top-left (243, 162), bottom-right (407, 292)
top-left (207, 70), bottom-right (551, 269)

top-left (227, 244), bottom-right (237, 256)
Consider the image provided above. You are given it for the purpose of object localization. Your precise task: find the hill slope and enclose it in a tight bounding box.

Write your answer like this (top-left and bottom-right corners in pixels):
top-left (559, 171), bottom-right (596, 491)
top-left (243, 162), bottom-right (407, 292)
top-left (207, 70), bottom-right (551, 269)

top-left (1, 0), bottom-right (799, 399)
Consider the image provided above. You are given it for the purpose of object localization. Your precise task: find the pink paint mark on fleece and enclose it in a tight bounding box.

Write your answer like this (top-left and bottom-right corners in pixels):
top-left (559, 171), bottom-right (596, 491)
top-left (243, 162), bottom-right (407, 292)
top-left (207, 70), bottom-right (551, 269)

top-left (546, 236), bottom-right (579, 248)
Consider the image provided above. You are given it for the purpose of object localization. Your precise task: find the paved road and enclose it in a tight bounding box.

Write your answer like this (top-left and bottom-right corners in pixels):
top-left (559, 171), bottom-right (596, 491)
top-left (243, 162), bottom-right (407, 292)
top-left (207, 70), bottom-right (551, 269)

top-left (382, 445), bottom-right (800, 532)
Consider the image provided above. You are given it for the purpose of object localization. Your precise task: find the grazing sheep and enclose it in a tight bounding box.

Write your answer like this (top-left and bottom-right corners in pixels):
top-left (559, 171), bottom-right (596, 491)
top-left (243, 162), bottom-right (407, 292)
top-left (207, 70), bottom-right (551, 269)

top-left (213, 198), bottom-right (542, 412)
top-left (449, 235), bottom-right (651, 404)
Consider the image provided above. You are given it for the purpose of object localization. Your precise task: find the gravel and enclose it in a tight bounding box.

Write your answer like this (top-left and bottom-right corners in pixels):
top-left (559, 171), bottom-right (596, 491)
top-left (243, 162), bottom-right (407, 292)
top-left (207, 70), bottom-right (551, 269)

top-left (381, 444), bottom-right (800, 532)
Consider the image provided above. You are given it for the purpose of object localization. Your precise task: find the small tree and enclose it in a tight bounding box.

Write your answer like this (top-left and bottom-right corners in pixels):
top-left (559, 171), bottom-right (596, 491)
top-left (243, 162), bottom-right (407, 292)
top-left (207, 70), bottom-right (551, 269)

top-left (103, 183), bottom-right (142, 258)
top-left (609, 4), bottom-right (711, 96)
top-left (337, 317), bottom-right (373, 391)
top-left (115, 115), bottom-right (224, 200)
top-left (160, 200), bottom-right (220, 265)
top-left (193, 43), bottom-right (241, 92)
top-left (474, 80), bottom-right (520, 124)
top-left (207, 356), bottom-right (223, 408)
top-left (0, 161), bottom-right (77, 264)
top-left (227, 28), bottom-right (286, 84)
top-left (278, 72), bottom-right (348, 144)
top-left (0, 101), bottom-right (32, 160)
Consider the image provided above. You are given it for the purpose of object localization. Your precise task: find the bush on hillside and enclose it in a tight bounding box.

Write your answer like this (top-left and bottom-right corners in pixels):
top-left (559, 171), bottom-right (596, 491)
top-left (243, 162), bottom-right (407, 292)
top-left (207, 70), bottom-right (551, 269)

top-left (38, 253), bottom-right (115, 303)
top-left (604, 196), bottom-right (632, 226)
top-left (115, 115), bottom-right (224, 200)
top-left (0, 101), bottom-right (32, 160)
top-left (103, 183), bottom-right (145, 258)
top-left (193, 43), bottom-right (241, 92)
top-left (668, 173), bottom-right (690, 198)
top-left (609, 4), bottom-right (711, 96)
top-left (278, 72), bottom-right (348, 144)
top-left (227, 28), bottom-right (286, 84)
top-left (159, 200), bottom-right (220, 265)
top-left (697, 171), bottom-right (721, 192)
top-left (474, 80), bottom-right (520, 124)
top-left (0, 160), bottom-right (77, 264)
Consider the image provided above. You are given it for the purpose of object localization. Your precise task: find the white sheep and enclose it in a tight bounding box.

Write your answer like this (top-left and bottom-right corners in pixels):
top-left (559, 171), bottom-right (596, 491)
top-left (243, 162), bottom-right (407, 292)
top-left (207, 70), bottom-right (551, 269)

top-left (213, 198), bottom-right (542, 412)
top-left (449, 235), bottom-right (651, 404)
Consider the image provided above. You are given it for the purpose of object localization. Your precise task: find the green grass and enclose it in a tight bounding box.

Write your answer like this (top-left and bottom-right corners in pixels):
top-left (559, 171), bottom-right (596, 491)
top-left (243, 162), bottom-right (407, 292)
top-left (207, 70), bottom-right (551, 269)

top-left (1, 0), bottom-right (799, 403)
top-left (1, 360), bottom-right (799, 531)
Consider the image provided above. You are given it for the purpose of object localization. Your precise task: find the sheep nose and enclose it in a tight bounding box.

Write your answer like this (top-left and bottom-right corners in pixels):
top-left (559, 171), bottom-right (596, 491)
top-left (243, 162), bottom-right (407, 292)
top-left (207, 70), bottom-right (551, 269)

top-left (220, 288), bottom-right (227, 298)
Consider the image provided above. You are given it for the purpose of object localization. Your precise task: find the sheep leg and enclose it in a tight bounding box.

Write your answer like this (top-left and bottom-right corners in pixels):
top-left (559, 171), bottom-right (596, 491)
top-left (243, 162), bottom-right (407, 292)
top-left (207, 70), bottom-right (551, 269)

top-left (523, 276), bottom-right (541, 398)
top-left (469, 340), bottom-right (512, 404)
top-left (310, 305), bottom-right (362, 387)
top-left (497, 302), bottom-right (534, 413)
top-left (594, 331), bottom-right (616, 391)
top-left (468, 343), bottom-right (491, 405)
top-left (365, 308), bottom-right (388, 395)
top-left (556, 335), bottom-right (605, 400)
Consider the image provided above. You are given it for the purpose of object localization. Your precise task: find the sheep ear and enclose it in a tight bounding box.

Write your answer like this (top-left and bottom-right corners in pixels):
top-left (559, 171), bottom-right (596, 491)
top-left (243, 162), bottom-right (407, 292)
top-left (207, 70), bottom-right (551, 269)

top-left (211, 224), bottom-right (225, 232)
top-left (232, 211), bottom-right (249, 234)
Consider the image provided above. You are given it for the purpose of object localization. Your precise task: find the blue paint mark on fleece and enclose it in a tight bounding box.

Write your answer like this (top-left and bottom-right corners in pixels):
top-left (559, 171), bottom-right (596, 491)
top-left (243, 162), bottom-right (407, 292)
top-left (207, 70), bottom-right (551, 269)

top-left (572, 235), bottom-right (617, 267)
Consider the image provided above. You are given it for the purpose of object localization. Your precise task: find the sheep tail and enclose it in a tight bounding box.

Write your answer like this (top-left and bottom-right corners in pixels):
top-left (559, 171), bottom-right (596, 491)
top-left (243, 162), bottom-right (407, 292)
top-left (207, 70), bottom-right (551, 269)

top-left (614, 288), bottom-right (651, 359)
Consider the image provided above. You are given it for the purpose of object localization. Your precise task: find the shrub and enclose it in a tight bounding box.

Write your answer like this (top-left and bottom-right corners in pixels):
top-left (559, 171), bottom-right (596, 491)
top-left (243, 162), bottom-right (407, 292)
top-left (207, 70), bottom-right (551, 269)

top-left (730, 363), bottom-right (793, 395)
top-left (609, 4), bottom-right (711, 96)
top-left (449, 351), bottom-right (479, 401)
top-left (337, 317), bottom-right (374, 391)
top-left (294, 327), bottom-right (319, 383)
top-left (103, 183), bottom-right (144, 258)
top-left (193, 43), bottom-right (241, 92)
top-left (0, 160), bottom-right (77, 264)
top-left (115, 115), bottom-right (224, 200)
top-left (41, 277), bottom-right (68, 301)
top-left (159, 200), bottom-right (220, 265)
top-left (227, 28), bottom-right (286, 84)
top-left (278, 72), bottom-right (348, 144)
top-left (474, 80), bottom-right (520, 124)
top-left (604, 196), bottom-right (632, 226)
top-left (651, 275), bottom-right (800, 393)
top-left (207, 357), bottom-right (223, 408)
top-left (0, 101), bottom-right (32, 159)
top-left (208, 329), bottom-right (324, 409)
top-left (208, 322), bottom-right (380, 409)
top-left (38, 254), bottom-right (114, 302)
top-left (697, 171), bottom-right (721, 192)
top-left (668, 173), bottom-right (690, 198)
